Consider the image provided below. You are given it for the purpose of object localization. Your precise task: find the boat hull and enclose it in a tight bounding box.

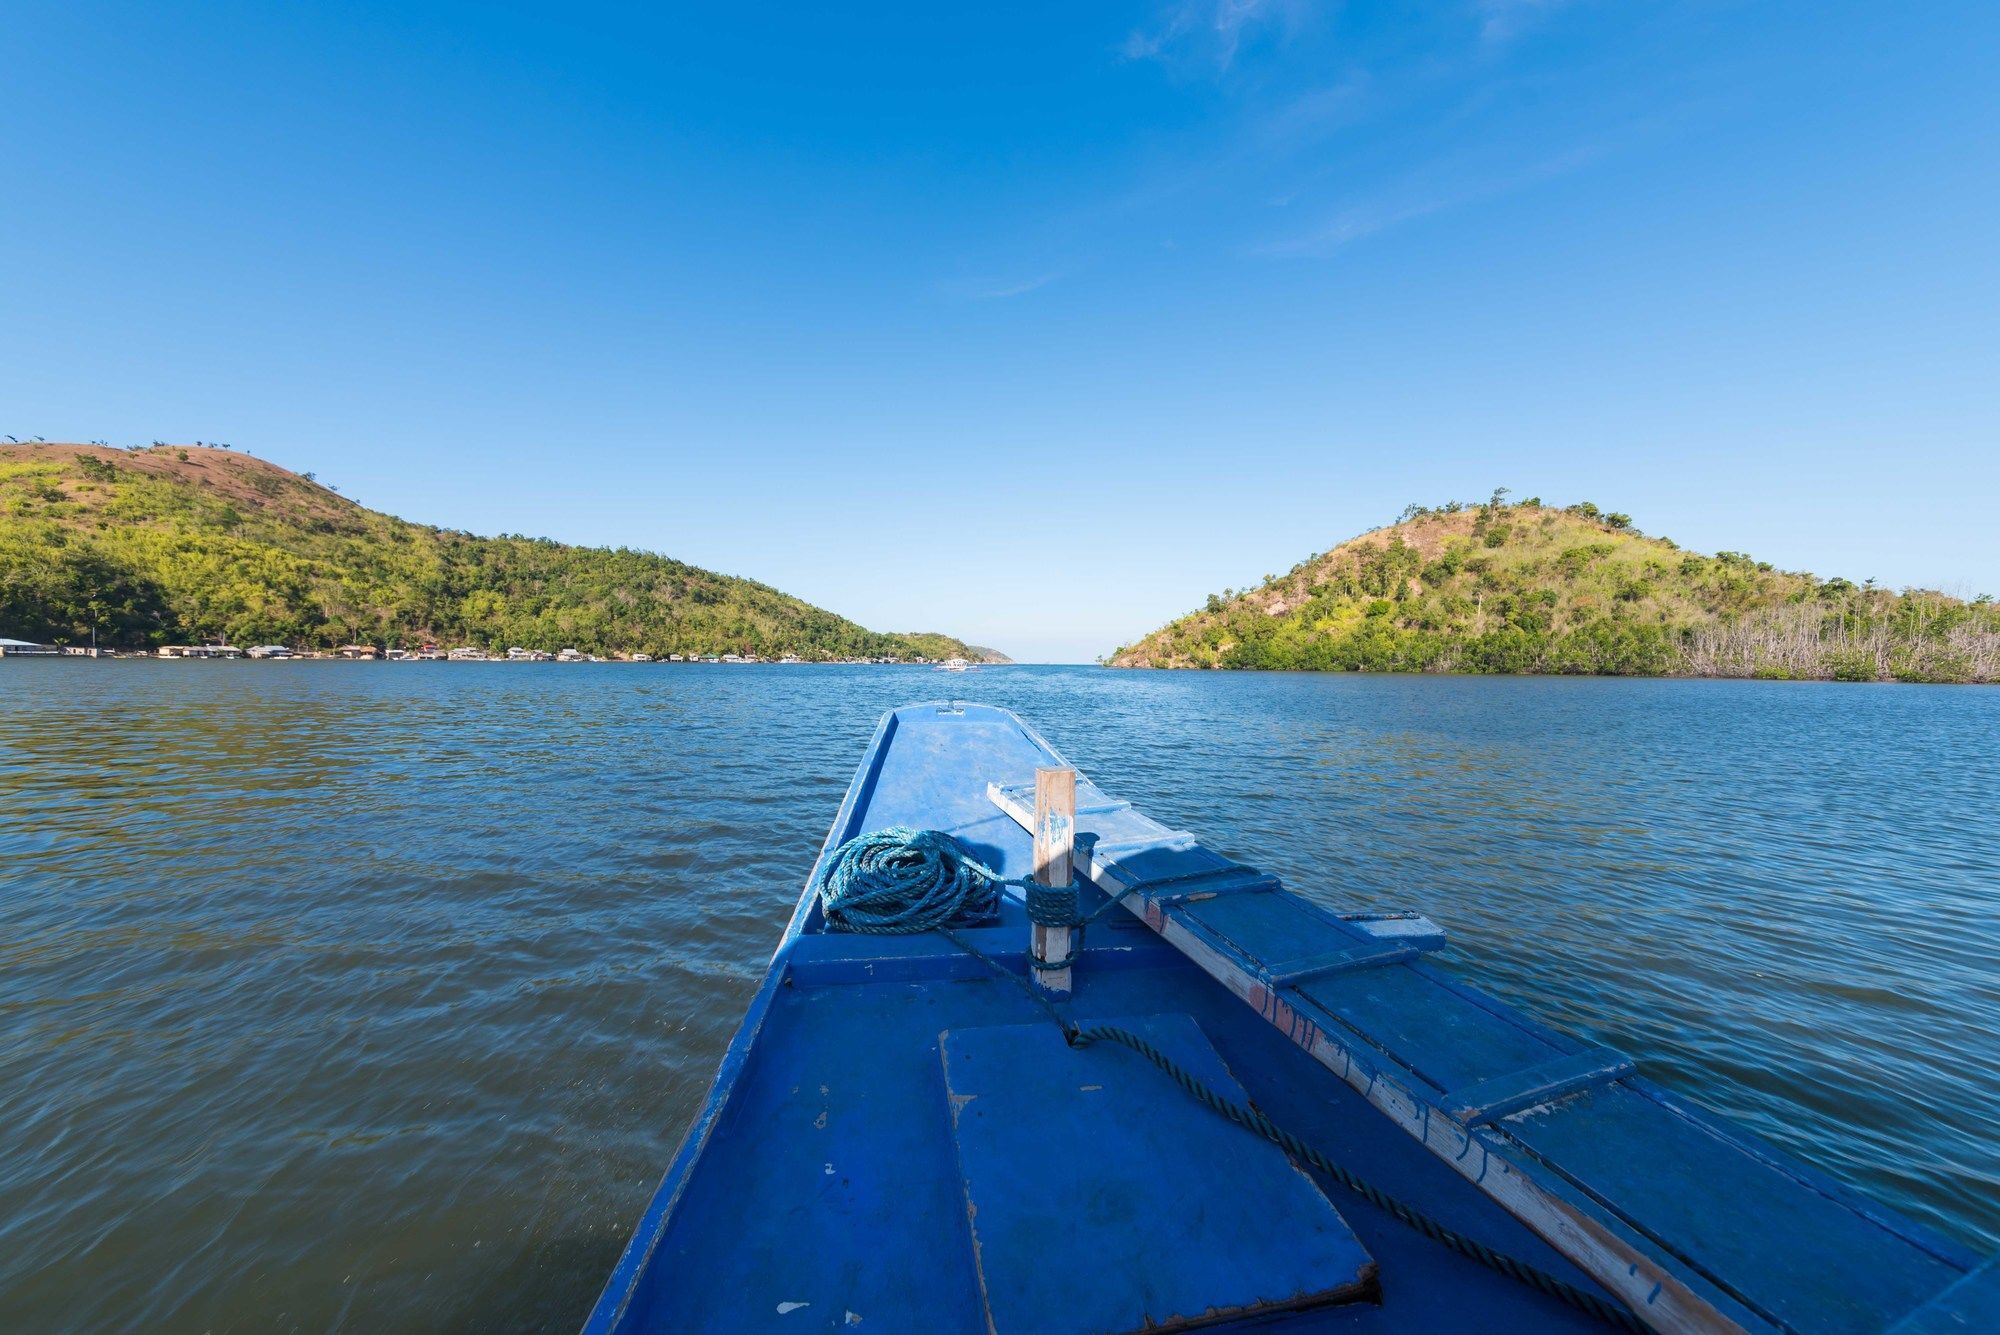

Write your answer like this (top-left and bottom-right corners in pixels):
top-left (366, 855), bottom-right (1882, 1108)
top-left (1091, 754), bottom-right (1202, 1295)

top-left (586, 703), bottom-right (1986, 1334)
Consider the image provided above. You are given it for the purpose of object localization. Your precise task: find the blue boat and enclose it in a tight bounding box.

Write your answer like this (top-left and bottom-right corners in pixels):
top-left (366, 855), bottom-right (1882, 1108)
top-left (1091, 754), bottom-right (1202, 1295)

top-left (587, 703), bottom-right (1995, 1333)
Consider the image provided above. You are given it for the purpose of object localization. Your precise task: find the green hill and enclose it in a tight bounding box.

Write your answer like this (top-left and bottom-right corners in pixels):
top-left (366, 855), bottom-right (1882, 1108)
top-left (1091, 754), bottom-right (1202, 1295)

top-left (1110, 494), bottom-right (1997, 683)
top-left (0, 443), bottom-right (998, 661)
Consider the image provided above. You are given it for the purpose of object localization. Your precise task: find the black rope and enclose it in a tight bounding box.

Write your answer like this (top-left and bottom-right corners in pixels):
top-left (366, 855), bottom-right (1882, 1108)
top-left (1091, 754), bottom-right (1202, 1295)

top-left (1069, 1021), bottom-right (1648, 1332)
top-left (936, 928), bottom-right (1647, 1332)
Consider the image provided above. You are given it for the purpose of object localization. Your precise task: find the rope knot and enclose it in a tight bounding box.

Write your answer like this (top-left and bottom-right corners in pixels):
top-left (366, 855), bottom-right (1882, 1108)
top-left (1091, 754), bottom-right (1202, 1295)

top-left (1024, 880), bottom-right (1079, 928)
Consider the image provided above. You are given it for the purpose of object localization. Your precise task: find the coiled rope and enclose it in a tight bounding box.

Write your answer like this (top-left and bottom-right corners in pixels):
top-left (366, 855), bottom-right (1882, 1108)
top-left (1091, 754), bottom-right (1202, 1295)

top-left (812, 828), bottom-right (1645, 1332)
top-left (813, 825), bottom-right (1129, 969)
top-left (813, 827), bottom-right (1014, 934)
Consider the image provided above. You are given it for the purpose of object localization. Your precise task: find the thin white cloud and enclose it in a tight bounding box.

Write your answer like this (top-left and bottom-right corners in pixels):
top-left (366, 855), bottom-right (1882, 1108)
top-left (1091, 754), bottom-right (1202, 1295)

top-left (1475, 0), bottom-right (1578, 46)
top-left (1253, 142), bottom-right (1606, 257)
top-left (943, 272), bottom-right (1060, 301)
top-left (1253, 73), bottom-right (1373, 150)
top-left (1121, 0), bottom-right (1311, 72)
top-left (943, 0), bottom-right (1612, 285)
top-left (1257, 194), bottom-right (1454, 255)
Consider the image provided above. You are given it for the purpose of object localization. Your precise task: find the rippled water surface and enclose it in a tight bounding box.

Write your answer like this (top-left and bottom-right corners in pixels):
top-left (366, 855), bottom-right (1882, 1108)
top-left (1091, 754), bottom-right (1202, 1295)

top-left (2, 662), bottom-right (1995, 1329)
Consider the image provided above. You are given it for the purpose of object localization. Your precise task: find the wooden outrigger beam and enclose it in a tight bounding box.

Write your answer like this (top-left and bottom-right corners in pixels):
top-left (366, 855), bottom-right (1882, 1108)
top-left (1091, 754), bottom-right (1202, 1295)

top-left (988, 776), bottom-right (1979, 1335)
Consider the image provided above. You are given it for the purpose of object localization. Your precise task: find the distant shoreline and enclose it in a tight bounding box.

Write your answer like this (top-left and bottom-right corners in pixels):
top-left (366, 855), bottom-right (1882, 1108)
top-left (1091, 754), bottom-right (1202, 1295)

top-left (0, 645), bottom-right (991, 666)
top-left (1101, 662), bottom-right (1996, 685)
top-left (12, 652), bottom-right (1989, 683)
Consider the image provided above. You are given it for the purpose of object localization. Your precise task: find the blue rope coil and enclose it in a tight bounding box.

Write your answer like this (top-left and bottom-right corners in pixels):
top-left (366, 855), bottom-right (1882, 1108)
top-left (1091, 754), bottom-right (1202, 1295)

top-left (813, 826), bottom-right (1026, 934)
top-left (815, 828), bottom-right (1122, 970)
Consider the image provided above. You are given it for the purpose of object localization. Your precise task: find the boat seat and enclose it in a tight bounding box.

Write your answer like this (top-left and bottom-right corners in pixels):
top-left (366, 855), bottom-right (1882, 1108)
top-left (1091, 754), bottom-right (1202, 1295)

top-left (940, 1013), bottom-right (1377, 1334)
top-left (1263, 940), bottom-right (1418, 987)
top-left (1440, 1048), bottom-right (1636, 1126)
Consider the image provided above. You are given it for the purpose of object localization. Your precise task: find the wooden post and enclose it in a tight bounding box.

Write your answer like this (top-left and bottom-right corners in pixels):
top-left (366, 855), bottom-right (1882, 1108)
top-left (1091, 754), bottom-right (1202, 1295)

top-left (1032, 766), bottom-right (1076, 997)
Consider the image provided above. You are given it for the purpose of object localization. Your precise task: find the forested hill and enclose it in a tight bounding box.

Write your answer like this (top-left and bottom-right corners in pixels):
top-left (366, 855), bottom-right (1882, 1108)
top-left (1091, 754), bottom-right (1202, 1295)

top-left (0, 443), bottom-right (998, 660)
top-left (1110, 496), bottom-right (1997, 683)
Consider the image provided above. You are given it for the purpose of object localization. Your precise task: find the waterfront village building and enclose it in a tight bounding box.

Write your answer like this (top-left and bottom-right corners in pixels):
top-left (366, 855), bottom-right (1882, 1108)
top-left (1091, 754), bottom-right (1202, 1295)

top-left (159, 644), bottom-right (244, 659)
top-left (0, 637), bottom-right (61, 656)
top-left (337, 645), bottom-right (381, 660)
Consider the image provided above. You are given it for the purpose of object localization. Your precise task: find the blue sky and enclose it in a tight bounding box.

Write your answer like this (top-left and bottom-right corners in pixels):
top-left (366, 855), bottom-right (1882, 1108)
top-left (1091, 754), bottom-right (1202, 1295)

top-left (4, 2), bottom-right (1996, 661)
